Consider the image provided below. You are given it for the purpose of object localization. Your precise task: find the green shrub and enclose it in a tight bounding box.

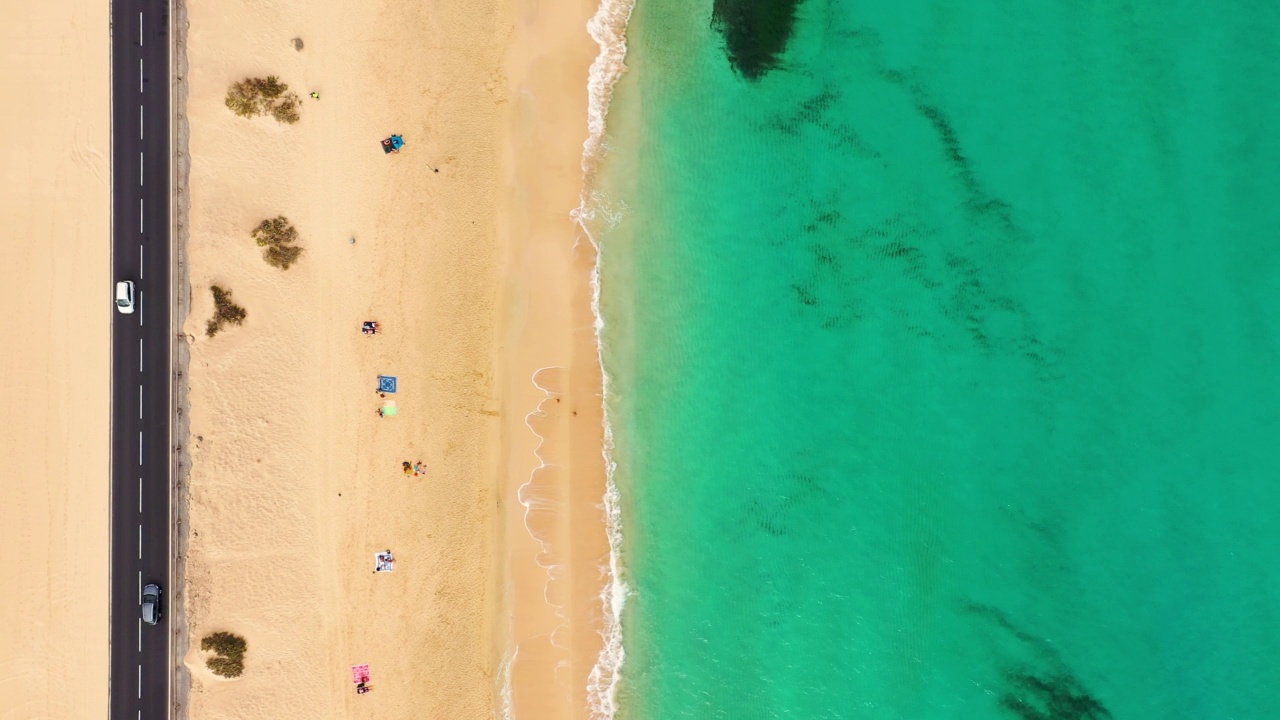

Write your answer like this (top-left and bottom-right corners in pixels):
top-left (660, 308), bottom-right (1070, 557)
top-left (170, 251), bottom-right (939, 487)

top-left (252, 76), bottom-right (289, 100)
top-left (201, 631), bottom-right (247, 659)
top-left (270, 96), bottom-right (301, 124)
top-left (206, 656), bottom-right (243, 678)
top-left (252, 216), bottom-right (304, 270)
top-left (206, 286), bottom-right (247, 337)
top-left (224, 76), bottom-right (301, 124)
top-left (251, 216), bottom-right (298, 246)
top-left (262, 243), bottom-right (304, 269)
top-left (201, 632), bottom-right (248, 678)
top-left (224, 80), bottom-right (262, 118)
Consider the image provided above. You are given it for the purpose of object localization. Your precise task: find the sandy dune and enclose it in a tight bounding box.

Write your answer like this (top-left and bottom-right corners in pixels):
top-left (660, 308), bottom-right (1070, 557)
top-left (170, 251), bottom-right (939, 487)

top-left (0, 0), bottom-right (111, 717)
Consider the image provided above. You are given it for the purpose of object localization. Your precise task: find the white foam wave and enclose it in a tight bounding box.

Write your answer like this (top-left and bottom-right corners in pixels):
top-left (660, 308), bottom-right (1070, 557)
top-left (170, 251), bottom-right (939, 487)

top-left (578, 0), bottom-right (637, 184)
top-left (573, 0), bottom-right (638, 717)
top-left (518, 365), bottom-right (572, 605)
top-left (504, 366), bottom-right (570, 720)
top-left (499, 647), bottom-right (517, 720)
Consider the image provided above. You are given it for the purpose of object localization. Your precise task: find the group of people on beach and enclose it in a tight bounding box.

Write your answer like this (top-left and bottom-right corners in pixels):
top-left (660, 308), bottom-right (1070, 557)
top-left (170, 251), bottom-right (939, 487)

top-left (402, 460), bottom-right (426, 476)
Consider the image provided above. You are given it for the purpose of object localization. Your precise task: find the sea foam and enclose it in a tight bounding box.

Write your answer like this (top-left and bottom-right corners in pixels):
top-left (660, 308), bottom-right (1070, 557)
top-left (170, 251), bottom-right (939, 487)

top-left (573, 0), bottom-right (638, 717)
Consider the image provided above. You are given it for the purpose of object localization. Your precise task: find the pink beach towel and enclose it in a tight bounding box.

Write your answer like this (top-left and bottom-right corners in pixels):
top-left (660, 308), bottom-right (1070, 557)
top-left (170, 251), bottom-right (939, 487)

top-left (351, 664), bottom-right (371, 684)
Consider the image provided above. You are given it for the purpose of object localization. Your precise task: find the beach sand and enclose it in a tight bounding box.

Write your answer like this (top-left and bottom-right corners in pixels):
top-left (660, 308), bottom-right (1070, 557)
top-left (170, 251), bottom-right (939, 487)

top-left (498, 0), bottom-right (614, 717)
top-left (179, 0), bottom-right (607, 716)
top-left (0, 0), bottom-right (111, 717)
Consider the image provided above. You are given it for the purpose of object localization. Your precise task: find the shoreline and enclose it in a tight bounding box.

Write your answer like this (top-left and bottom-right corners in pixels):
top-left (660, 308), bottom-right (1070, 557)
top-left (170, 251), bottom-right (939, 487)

top-left (494, 0), bottom-right (641, 716)
top-left (578, 0), bottom-right (639, 713)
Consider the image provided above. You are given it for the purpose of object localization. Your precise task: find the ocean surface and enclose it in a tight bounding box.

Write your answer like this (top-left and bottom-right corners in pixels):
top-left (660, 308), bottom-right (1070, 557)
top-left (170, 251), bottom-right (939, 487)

top-left (594, 0), bottom-right (1280, 718)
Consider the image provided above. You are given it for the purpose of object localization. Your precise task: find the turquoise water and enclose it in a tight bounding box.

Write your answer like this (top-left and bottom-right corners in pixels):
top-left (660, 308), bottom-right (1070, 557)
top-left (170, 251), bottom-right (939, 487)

top-left (597, 0), bottom-right (1280, 718)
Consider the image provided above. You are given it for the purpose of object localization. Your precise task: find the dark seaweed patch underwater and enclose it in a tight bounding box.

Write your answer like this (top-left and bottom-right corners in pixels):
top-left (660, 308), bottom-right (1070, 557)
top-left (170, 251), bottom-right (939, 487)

top-left (711, 0), bottom-right (808, 80)
top-left (965, 604), bottom-right (1114, 720)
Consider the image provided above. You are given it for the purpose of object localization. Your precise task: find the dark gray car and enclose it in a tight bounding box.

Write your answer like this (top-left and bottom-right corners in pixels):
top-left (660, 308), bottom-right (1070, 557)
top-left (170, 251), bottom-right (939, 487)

top-left (142, 583), bottom-right (162, 625)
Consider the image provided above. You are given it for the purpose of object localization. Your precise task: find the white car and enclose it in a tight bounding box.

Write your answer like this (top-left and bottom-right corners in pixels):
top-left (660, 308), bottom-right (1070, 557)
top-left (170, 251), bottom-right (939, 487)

top-left (141, 583), bottom-right (162, 625)
top-left (115, 280), bottom-right (135, 314)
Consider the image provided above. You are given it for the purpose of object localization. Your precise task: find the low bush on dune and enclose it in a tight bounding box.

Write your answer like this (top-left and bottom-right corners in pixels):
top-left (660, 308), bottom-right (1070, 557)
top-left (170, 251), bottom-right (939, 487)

top-left (224, 80), bottom-right (261, 118)
top-left (201, 631), bottom-right (248, 678)
top-left (201, 631), bottom-right (247, 659)
top-left (206, 286), bottom-right (247, 337)
top-left (206, 656), bottom-right (241, 678)
top-left (270, 97), bottom-right (301, 124)
top-left (251, 216), bottom-right (304, 270)
top-left (224, 76), bottom-right (301, 124)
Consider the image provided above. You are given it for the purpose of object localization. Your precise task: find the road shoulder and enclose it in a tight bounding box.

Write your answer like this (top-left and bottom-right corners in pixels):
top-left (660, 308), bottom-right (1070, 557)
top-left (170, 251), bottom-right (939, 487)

top-left (170, 0), bottom-right (194, 716)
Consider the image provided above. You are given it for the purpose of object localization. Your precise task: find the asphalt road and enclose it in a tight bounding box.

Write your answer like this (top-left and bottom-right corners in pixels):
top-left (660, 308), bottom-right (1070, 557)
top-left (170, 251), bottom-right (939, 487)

top-left (109, 0), bottom-right (172, 718)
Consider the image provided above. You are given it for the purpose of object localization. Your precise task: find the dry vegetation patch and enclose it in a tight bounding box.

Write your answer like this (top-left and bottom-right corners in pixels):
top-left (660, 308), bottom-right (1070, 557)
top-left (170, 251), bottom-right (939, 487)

top-left (201, 631), bottom-right (248, 678)
top-left (251, 216), bottom-right (304, 270)
top-left (206, 286), bottom-right (247, 337)
top-left (225, 76), bottom-right (301, 124)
